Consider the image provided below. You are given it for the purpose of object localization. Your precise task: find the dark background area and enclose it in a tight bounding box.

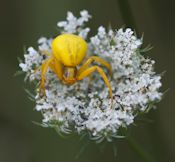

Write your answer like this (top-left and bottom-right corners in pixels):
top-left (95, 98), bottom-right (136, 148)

top-left (0, 0), bottom-right (175, 162)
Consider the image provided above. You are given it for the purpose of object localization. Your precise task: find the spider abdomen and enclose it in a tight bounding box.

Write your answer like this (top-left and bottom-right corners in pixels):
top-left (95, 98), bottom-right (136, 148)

top-left (52, 34), bottom-right (88, 66)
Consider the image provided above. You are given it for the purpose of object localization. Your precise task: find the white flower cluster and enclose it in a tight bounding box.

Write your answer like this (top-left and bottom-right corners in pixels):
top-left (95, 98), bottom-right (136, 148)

top-left (19, 10), bottom-right (162, 142)
top-left (57, 10), bottom-right (91, 39)
top-left (19, 47), bottom-right (43, 81)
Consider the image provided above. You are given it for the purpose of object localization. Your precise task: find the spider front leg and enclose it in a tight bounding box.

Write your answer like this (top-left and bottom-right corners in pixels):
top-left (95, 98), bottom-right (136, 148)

top-left (39, 58), bottom-right (53, 93)
top-left (77, 65), bottom-right (113, 107)
top-left (39, 57), bottom-right (63, 94)
top-left (77, 56), bottom-right (112, 77)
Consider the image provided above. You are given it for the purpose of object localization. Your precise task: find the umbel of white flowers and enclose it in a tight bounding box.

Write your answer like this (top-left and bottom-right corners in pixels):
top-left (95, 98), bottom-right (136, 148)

top-left (19, 10), bottom-right (162, 142)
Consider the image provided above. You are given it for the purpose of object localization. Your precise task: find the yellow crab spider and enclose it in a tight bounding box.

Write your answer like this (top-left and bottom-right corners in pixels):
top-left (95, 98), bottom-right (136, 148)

top-left (39, 34), bottom-right (113, 104)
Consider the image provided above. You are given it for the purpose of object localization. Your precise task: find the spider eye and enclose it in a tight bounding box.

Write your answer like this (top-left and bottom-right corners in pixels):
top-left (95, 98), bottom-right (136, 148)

top-left (64, 71), bottom-right (69, 77)
top-left (63, 67), bottom-right (77, 79)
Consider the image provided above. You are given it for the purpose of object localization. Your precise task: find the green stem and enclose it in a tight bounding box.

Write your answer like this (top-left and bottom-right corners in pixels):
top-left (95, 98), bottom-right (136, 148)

top-left (127, 136), bottom-right (156, 162)
top-left (117, 0), bottom-right (138, 33)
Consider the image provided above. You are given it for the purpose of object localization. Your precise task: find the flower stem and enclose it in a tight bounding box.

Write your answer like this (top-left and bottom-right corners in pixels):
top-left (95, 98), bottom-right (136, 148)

top-left (127, 136), bottom-right (156, 162)
top-left (117, 0), bottom-right (138, 33)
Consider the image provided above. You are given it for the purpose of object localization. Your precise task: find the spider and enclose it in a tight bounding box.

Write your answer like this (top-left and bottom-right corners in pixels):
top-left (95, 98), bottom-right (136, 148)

top-left (38, 34), bottom-right (113, 104)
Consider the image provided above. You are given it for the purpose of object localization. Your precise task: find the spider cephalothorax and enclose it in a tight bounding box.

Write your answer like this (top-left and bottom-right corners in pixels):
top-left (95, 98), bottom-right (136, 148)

top-left (39, 34), bottom-right (113, 103)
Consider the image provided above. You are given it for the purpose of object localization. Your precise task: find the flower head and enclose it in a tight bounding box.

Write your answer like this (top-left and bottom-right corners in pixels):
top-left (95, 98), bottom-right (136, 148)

top-left (19, 10), bottom-right (162, 142)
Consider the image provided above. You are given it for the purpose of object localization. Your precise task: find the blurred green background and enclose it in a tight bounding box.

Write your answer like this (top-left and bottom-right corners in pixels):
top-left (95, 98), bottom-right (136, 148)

top-left (0, 0), bottom-right (175, 162)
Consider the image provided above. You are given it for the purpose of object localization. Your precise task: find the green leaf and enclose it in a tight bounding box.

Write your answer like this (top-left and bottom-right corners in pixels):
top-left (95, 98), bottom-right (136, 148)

top-left (14, 70), bottom-right (25, 77)
top-left (140, 44), bottom-right (153, 53)
top-left (24, 88), bottom-right (35, 100)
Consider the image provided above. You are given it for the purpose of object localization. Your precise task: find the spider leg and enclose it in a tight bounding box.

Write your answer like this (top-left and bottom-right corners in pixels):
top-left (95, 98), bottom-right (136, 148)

top-left (77, 65), bottom-right (113, 107)
top-left (49, 58), bottom-right (63, 81)
top-left (32, 51), bottom-right (52, 74)
top-left (40, 57), bottom-right (63, 93)
top-left (39, 58), bottom-right (53, 93)
top-left (77, 56), bottom-right (112, 76)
